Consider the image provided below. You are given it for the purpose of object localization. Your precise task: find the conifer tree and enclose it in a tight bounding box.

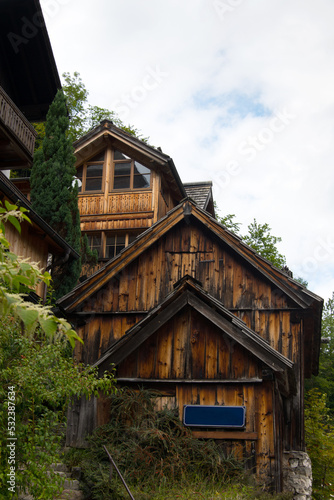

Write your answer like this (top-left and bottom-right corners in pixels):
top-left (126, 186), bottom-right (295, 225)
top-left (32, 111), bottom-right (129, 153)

top-left (30, 89), bottom-right (81, 299)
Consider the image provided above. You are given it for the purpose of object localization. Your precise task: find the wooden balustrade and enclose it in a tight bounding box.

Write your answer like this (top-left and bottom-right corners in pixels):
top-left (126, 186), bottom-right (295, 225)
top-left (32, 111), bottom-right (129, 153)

top-left (78, 192), bottom-right (153, 216)
top-left (0, 86), bottom-right (37, 157)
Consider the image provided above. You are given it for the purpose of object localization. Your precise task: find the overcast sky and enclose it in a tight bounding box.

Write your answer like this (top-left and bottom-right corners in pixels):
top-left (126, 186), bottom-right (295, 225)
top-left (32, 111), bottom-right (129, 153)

top-left (40, 0), bottom-right (334, 302)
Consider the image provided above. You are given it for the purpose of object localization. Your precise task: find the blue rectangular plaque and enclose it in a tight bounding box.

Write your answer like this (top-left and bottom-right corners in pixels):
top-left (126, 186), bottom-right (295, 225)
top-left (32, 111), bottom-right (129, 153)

top-left (183, 405), bottom-right (246, 428)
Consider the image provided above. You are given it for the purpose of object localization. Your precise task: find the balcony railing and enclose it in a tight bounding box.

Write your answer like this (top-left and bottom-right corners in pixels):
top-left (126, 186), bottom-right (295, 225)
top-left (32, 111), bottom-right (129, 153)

top-left (0, 86), bottom-right (37, 159)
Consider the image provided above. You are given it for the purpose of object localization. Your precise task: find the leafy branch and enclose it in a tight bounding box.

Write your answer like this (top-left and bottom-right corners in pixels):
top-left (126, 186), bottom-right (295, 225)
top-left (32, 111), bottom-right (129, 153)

top-left (0, 201), bottom-right (81, 346)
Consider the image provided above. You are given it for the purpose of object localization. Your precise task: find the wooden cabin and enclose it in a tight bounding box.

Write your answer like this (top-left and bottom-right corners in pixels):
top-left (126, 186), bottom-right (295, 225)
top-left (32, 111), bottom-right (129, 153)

top-left (57, 133), bottom-right (323, 491)
top-left (0, 0), bottom-right (79, 299)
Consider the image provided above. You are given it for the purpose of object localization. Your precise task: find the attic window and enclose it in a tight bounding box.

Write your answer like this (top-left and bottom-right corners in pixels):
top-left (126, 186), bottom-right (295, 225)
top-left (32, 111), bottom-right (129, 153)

top-left (77, 151), bottom-right (105, 192)
top-left (112, 150), bottom-right (151, 190)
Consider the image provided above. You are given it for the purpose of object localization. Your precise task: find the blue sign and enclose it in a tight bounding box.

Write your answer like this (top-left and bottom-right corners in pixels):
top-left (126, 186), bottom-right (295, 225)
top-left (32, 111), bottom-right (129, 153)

top-left (183, 405), bottom-right (246, 428)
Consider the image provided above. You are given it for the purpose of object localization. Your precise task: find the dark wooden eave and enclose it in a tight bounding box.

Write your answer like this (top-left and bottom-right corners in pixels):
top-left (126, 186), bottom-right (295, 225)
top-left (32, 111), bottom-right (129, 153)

top-left (94, 276), bottom-right (294, 378)
top-left (0, 171), bottom-right (79, 259)
top-left (0, 0), bottom-right (61, 121)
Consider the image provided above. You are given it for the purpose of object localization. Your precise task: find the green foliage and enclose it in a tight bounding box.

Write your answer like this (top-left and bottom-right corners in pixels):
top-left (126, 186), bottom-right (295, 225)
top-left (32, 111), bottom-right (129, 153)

top-left (0, 203), bottom-right (80, 345)
top-left (306, 293), bottom-right (334, 410)
top-left (242, 219), bottom-right (286, 269)
top-left (305, 389), bottom-right (334, 499)
top-left (65, 388), bottom-right (244, 499)
top-left (0, 209), bottom-right (116, 498)
top-left (65, 388), bottom-right (292, 500)
top-left (80, 233), bottom-right (98, 267)
top-left (0, 317), bottom-right (115, 499)
top-left (31, 121), bottom-right (46, 152)
top-left (30, 89), bottom-right (82, 299)
top-left (62, 71), bottom-right (148, 142)
top-left (217, 213), bottom-right (242, 236)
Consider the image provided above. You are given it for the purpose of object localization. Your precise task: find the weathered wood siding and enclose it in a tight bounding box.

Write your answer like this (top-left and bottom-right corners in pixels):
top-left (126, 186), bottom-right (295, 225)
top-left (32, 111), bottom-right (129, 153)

top-left (117, 308), bottom-right (261, 380)
top-left (5, 220), bottom-right (49, 297)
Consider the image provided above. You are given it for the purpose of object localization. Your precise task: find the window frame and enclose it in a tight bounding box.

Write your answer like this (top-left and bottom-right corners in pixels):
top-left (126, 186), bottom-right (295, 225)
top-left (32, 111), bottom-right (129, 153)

top-left (111, 151), bottom-right (151, 191)
top-left (76, 152), bottom-right (105, 194)
top-left (84, 231), bottom-right (138, 260)
top-left (76, 148), bottom-right (151, 194)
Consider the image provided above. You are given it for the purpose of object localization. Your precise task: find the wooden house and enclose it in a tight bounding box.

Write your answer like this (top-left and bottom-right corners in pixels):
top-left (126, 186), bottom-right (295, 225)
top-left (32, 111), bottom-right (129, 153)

top-left (56, 122), bottom-right (323, 492)
top-left (0, 0), bottom-right (79, 299)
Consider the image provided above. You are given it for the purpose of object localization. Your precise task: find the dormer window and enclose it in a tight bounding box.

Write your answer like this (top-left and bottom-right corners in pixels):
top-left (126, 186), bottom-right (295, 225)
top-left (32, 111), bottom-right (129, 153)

top-left (76, 148), bottom-right (151, 193)
top-left (112, 150), bottom-right (150, 190)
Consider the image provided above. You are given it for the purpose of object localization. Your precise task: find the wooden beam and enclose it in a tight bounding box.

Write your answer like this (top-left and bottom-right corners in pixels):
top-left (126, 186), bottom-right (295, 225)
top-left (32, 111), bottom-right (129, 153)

top-left (116, 378), bottom-right (263, 384)
top-left (0, 161), bottom-right (30, 169)
top-left (191, 430), bottom-right (258, 440)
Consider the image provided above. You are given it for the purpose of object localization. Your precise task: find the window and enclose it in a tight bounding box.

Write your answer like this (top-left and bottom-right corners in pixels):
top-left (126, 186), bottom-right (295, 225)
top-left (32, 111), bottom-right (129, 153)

top-left (76, 148), bottom-right (151, 193)
top-left (84, 232), bottom-right (139, 260)
top-left (87, 233), bottom-right (102, 257)
top-left (76, 151), bottom-right (105, 192)
top-left (112, 150), bottom-right (150, 190)
top-left (106, 234), bottom-right (126, 259)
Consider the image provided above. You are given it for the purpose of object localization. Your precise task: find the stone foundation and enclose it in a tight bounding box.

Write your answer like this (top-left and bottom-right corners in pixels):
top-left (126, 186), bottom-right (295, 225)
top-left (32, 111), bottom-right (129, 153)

top-left (283, 451), bottom-right (312, 500)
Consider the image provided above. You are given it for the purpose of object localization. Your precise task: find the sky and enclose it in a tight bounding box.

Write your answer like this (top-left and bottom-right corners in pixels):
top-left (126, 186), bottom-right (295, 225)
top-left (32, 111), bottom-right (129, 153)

top-left (40, 0), bottom-right (334, 302)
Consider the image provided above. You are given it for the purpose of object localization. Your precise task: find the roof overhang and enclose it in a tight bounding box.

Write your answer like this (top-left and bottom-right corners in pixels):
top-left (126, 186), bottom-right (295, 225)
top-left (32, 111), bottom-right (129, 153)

top-left (0, 0), bottom-right (61, 121)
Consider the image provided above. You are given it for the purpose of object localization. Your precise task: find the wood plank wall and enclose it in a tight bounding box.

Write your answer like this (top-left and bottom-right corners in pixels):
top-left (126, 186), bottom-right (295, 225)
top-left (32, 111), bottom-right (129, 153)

top-left (75, 220), bottom-right (303, 456)
top-left (5, 220), bottom-right (49, 297)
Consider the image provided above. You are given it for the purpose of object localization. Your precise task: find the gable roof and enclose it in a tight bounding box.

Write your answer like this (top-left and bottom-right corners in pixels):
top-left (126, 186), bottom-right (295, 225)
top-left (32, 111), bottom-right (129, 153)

top-left (73, 120), bottom-right (186, 201)
top-left (95, 275), bottom-right (294, 378)
top-left (57, 198), bottom-right (322, 314)
top-left (57, 198), bottom-right (322, 377)
top-left (183, 181), bottom-right (214, 215)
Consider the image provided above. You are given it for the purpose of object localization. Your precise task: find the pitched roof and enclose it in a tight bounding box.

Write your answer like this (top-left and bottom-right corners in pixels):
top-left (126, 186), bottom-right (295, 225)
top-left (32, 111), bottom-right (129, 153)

top-left (95, 275), bottom-right (294, 377)
top-left (73, 120), bottom-right (186, 201)
top-left (57, 198), bottom-right (322, 376)
top-left (183, 181), bottom-right (214, 214)
top-left (0, 172), bottom-right (79, 259)
top-left (57, 198), bottom-right (321, 313)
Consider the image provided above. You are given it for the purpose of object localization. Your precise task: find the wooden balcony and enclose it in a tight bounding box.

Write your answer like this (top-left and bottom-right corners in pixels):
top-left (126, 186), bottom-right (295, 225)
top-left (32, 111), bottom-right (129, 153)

top-left (0, 86), bottom-right (37, 168)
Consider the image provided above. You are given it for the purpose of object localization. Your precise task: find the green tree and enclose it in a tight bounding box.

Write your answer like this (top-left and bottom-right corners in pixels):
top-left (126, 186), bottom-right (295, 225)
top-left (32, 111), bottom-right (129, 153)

top-left (305, 389), bottom-right (334, 499)
top-left (242, 219), bottom-right (286, 269)
top-left (216, 212), bottom-right (242, 236)
top-left (62, 72), bottom-right (147, 142)
top-left (306, 293), bottom-right (334, 411)
top-left (0, 206), bottom-right (115, 499)
top-left (30, 89), bottom-right (81, 299)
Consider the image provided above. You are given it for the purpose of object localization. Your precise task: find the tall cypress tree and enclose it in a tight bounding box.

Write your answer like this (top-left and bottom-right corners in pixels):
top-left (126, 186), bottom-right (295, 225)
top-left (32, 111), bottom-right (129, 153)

top-left (31, 89), bottom-right (81, 299)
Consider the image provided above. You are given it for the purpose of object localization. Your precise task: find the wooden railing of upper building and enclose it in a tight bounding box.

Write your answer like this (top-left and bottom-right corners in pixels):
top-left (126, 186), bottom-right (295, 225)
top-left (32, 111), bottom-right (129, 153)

top-left (0, 86), bottom-right (37, 159)
top-left (79, 192), bottom-right (153, 217)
